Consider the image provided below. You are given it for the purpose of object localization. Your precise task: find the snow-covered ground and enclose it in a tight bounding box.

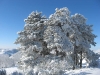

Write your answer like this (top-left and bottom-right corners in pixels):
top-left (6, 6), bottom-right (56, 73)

top-left (0, 49), bottom-right (100, 75)
top-left (66, 51), bottom-right (100, 75)
top-left (5, 65), bottom-right (100, 75)
top-left (4, 57), bottom-right (100, 75)
top-left (5, 67), bottom-right (19, 75)
top-left (65, 68), bottom-right (100, 75)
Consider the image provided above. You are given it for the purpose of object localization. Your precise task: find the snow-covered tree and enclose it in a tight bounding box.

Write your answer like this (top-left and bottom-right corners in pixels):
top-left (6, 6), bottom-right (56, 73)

top-left (0, 54), bottom-right (14, 68)
top-left (70, 13), bottom-right (97, 69)
top-left (15, 7), bottom-right (97, 75)
top-left (15, 11), bottom-right (47, 74)
top-left (44, 7), bottom-right (74, 57)
top-left (42, 7), bottom-right (74, 74)
top-left (84, 49), bottom-right (100, 67)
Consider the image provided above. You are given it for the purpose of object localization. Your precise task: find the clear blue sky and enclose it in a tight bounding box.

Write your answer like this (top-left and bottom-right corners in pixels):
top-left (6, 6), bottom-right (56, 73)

top-left (0, 0), bottom-right (100, 50)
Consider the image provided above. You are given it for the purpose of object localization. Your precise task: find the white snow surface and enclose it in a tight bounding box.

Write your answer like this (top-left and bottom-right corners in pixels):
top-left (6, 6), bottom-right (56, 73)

top-left (65, 68), bottom-right (100, 75)
top-left (4, 57), bottom-right (100, 75)
top-left (4, 65), bottom-right (100, 75)
top-left (5, 67), bottom-right (19, 75)
top-left (65, 55), bottom-right (100, 75)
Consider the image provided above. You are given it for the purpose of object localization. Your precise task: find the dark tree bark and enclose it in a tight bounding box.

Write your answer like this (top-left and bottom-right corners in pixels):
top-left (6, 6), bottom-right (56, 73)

top-left (76, 52), bottom-right (78, 66)
top-left (73, 54), bottom-right (75, 70)
top-left (73, 46), bottom-right (79, 70)
top-left (40, 41), bottom-right (50, 56)
top-left (73, 48), bottom-right (76, 70)
top-left (80, 51), bottom-right (82, 68)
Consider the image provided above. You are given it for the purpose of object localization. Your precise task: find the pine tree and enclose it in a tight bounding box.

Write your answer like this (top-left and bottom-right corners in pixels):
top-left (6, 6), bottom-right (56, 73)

top-left (15, 11), bottom-right (47, 74)
top-left (43, 7), bottom-right (74, 71)
top-left (71, 13), bottom-right (97, 69)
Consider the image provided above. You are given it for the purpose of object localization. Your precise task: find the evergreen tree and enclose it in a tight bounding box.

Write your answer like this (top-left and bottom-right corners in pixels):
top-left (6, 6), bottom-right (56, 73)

top-left (15, 7), bottom-right (98, 75)
top-left (71, 13), bottom-right (97, 69)
top-left (15, 11), bottom-right (47, 74)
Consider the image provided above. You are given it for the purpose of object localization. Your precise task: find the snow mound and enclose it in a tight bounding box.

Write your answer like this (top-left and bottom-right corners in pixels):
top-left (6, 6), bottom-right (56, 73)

top-left (5, 67), bottom-right (23, 75)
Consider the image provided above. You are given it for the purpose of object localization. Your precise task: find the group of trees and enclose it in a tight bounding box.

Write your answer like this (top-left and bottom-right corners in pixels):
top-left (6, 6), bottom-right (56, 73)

top-left (0, 54), bottom-right (14, 68)
top-left (15, 7), bottom-right (99, 75)
top-left (0, 49), bottom-right (21, 69)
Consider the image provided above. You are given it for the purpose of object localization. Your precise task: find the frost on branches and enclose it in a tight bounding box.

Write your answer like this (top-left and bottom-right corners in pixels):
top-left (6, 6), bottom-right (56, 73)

top-left (15, 7), bottom-right (99, 75)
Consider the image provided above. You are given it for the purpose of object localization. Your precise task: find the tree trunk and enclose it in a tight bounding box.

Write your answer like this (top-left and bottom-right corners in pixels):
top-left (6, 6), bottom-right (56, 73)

top-left (76, 52), bottom-right (78, 66)
top-left (73, 48), bottom-right (76, 70)
top-left (80, 51), bottom-right (82, 68)
top-left (73, 54), bottom-right (75, 70)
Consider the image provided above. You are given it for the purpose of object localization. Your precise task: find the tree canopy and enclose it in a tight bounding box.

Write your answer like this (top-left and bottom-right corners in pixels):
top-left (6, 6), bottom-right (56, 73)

top-left (15, 7), bottom-right (98, 75)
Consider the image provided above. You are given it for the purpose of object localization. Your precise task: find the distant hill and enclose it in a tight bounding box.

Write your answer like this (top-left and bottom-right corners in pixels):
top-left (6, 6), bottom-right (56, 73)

top-left (0, 48), bottom-right (21, 67)
top-left (0, 48), bottom-right (18, 56)
top-left (94, 49), bottom-right (100, 54)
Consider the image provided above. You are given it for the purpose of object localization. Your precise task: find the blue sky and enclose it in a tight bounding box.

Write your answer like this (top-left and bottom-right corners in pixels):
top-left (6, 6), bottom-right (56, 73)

top-left (0, 0), bottom-right (100, 50)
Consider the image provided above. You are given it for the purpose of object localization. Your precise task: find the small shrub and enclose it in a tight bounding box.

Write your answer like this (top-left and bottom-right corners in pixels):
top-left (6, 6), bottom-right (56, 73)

top-left (11, 71), bottom-right (23, 75)
top-left (0, 69), bottom-right (6, 75)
